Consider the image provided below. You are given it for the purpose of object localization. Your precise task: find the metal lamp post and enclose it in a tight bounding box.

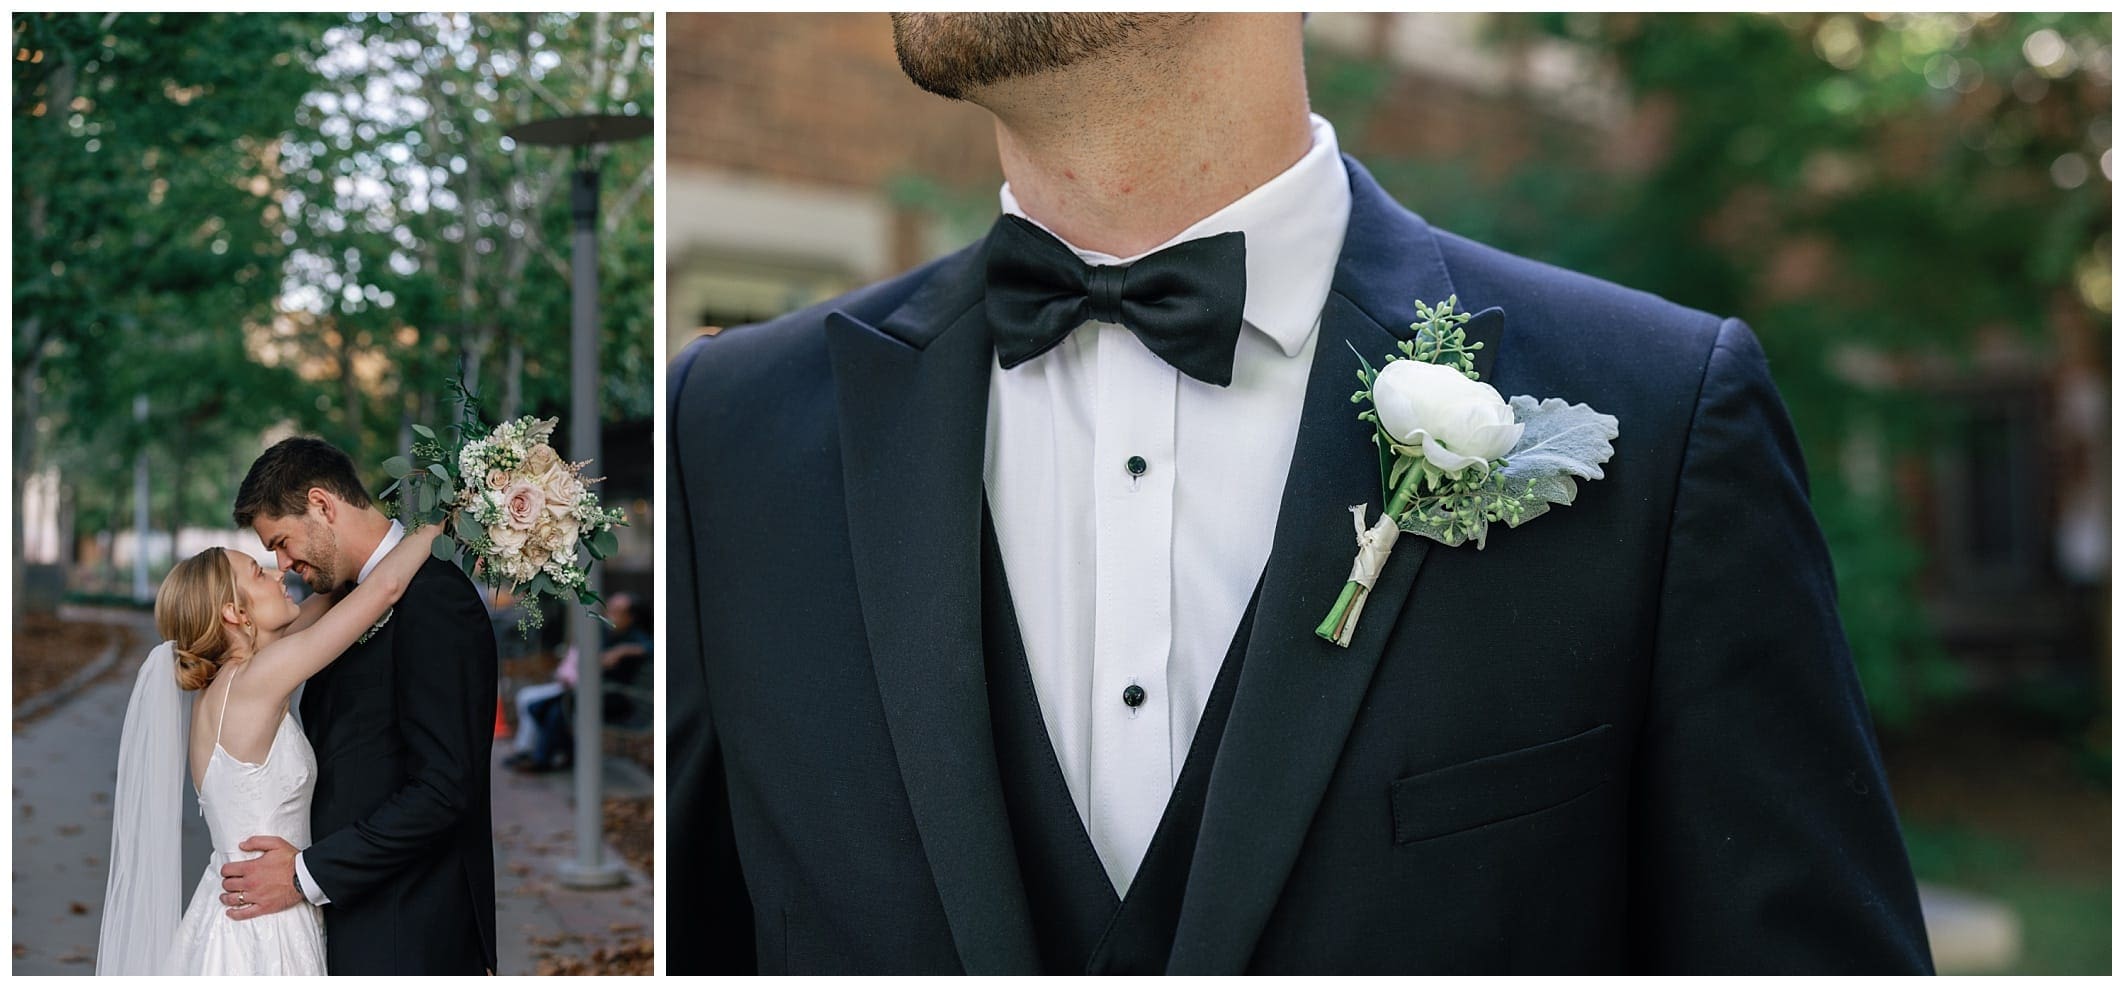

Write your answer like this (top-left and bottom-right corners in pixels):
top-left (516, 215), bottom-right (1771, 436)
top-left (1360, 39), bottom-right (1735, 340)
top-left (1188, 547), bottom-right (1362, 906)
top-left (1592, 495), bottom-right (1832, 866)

top-left (503, 112), bottom-right (651, 890)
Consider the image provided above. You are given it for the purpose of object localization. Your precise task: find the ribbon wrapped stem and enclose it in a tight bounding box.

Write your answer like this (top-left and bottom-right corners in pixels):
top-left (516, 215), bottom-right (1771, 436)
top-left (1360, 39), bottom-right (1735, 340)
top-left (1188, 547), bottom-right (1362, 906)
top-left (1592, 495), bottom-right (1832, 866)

top-left (1315, 464), bottom-right (1423, 647)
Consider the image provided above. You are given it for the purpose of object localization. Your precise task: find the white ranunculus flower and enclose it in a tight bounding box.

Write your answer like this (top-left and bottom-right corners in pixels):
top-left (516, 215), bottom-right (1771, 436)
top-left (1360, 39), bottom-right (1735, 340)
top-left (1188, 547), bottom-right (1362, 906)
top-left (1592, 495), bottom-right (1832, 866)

top-left (1372, 358), bottom-right (1525, 476)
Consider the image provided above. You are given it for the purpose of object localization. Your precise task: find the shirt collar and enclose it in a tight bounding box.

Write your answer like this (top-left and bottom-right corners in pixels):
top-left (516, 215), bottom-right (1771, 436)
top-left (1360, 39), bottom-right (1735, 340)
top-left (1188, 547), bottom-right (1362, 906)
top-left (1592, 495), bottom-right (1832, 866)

top-left (357, 519), bottom-right (406, 584)
top-left (998, 112), bottom-right (1350, 359)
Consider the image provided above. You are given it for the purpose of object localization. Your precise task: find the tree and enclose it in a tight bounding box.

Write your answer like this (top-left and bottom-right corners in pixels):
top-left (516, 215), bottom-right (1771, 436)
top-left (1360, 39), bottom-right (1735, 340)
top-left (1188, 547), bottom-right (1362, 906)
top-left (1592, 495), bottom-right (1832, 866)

top-left (14, 12), bottom-right (656, 600)
top-left (270, 11), bottom-right (655, 459)
top-left (1313, 13), bottom-right (2111, 727)
top-left (13, 13), bottom-right (331, 603)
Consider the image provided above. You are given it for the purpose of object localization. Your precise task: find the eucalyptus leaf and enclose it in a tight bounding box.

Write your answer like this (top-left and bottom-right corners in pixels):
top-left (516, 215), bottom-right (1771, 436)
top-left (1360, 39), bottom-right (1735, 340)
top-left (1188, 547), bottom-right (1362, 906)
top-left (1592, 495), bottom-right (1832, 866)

top-left (592, 528), bottom-right (619, 559)
top-left (383, 455), bottom-right (414, 478)
top-left (457, 514), bottom-right (486, 545)
top-left (412, 423), bottom-right (436, 440)
top-left (428, 463), bottom-right (451, 481)
top-left (432, 534), bottom-right (456, 560)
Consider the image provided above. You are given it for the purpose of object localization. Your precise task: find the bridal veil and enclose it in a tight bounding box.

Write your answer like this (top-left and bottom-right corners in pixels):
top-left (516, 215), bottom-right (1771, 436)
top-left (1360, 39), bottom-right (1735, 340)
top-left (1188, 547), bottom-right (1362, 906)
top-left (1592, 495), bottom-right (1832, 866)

top-left (95, 641), bottom-right (186, 975)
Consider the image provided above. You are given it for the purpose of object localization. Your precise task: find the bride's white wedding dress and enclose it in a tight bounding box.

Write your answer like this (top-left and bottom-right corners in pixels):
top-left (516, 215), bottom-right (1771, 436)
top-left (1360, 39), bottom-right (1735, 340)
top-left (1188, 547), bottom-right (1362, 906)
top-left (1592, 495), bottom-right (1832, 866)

top-left (164, 682), bottom-right (327, 974)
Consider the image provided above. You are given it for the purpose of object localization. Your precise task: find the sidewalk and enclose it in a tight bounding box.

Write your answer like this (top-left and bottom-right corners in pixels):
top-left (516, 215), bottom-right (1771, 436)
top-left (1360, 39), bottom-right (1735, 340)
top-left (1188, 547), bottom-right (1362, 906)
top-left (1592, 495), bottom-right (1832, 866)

top-left (491, 740), bottom-right (655, 974)
top-left (10, 609), bottom-right (652, 975)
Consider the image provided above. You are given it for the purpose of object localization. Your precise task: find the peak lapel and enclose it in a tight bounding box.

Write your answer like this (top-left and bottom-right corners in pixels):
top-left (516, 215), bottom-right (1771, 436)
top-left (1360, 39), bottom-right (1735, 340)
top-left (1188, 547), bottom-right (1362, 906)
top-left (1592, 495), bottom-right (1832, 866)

top-left (1168, 159), bottom-right (1506, 973)
top-left (824, 244), bottom-right (1041, 973)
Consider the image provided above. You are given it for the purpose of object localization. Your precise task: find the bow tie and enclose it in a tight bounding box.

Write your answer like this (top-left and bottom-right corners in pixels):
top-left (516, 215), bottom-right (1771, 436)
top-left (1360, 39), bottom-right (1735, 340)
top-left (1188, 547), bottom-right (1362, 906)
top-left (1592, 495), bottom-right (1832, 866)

top-left (983, 214), bottom-right (1247, 387)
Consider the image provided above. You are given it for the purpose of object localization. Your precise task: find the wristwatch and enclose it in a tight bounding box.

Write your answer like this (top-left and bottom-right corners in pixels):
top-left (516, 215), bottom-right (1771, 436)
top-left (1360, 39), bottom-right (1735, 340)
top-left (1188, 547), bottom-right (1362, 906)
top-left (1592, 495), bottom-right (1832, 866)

top-left (292, 865), bottom-right (308, 902)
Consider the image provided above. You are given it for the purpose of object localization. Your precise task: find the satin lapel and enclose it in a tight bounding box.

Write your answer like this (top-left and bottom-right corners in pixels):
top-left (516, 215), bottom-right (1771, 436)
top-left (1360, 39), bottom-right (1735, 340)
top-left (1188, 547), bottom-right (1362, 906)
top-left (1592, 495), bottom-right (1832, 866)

top-left (824, 246), bottom-right (1041, 973)
top-left (1168, 158), bottom-right (1506, 973)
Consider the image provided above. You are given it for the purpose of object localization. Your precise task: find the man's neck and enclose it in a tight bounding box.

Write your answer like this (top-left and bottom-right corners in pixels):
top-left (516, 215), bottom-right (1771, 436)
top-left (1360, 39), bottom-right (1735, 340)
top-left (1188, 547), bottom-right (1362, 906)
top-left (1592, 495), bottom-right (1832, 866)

top-left (340, 508), bottom-right (393, 579)
top-left (979, 14), bottom-right (1312, 258)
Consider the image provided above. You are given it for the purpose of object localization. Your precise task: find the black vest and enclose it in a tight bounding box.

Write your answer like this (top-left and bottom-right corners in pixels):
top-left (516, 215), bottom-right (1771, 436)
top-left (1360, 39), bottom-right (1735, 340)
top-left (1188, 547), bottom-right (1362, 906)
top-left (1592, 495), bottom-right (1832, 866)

top-left (980, 510), bottom-right (1259, 974)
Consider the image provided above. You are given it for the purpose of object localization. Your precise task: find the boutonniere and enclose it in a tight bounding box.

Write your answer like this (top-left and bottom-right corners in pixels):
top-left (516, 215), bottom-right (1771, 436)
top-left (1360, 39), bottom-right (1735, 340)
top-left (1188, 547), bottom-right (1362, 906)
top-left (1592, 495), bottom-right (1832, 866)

top-left (1315, 296), bottom-right (1620, 647)
top-left (356, 607), bottom-right (395, 646)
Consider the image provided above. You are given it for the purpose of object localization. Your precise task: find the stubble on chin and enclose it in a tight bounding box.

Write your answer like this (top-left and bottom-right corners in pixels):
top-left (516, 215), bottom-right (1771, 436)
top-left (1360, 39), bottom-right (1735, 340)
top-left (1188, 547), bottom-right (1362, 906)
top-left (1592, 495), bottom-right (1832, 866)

top-left (889, 12), bottom-right (1166, 101)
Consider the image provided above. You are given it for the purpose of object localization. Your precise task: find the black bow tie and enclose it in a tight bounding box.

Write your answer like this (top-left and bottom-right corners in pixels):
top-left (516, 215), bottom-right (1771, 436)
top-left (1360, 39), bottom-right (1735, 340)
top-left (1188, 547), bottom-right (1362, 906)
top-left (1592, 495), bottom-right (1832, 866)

top-left (983, 214), bottom-right (1247, 387)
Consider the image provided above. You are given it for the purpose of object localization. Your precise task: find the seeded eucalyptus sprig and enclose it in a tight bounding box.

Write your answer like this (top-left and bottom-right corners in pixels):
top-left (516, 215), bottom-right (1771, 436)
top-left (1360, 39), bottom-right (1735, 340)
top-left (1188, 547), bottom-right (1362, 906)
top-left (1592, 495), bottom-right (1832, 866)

top-left (1405, 295), bottom-right (1483, 378)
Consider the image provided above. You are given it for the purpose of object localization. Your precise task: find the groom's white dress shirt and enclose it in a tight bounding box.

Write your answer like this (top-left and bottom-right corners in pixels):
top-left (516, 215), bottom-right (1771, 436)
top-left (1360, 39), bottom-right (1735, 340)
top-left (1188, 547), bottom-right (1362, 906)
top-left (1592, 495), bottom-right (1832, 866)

top-left (985, 114), bottom-right (1351, 895)
top-left (294, 519), bottom-right (405, 906)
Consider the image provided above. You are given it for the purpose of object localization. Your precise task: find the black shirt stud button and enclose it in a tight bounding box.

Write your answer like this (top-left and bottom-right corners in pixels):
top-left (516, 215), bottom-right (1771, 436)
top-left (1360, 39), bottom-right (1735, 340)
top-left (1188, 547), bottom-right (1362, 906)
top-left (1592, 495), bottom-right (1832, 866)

top-left (1122, 684), bottom-right (1146, 708)
top-left (1125, 455), bottom-right (1148, 477)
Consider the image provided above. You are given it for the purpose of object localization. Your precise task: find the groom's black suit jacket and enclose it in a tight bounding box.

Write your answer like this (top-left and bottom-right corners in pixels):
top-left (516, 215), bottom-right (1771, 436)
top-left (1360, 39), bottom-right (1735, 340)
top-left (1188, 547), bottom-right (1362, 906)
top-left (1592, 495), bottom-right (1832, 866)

top-left (299, 555), bottom-right (499, 974)
top-left (668, 158), bottom-right (1933, 974)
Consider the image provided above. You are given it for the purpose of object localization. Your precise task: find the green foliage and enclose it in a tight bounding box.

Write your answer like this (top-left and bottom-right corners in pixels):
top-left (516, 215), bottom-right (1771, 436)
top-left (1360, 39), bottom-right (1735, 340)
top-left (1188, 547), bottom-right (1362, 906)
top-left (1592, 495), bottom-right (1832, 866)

top-left (1401, 296), bottom-right (1482, 377)
top-left (14, 13), bottom-right (654, 549)
top-left (14, 13), bottom-right (337, 533)
top-left (1903, 821), bottom-right (2111, 973)
top-left (1314, 13), bottom-right (2111, 731)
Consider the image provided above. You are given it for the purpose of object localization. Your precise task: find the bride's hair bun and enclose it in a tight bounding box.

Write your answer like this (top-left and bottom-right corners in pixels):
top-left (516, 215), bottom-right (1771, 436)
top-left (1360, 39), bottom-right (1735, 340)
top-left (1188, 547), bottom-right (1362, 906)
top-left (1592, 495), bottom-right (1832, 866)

top-left (171, 645), bottom-right (218, 693)
top-left (154, 549), bottom-right (252, 692)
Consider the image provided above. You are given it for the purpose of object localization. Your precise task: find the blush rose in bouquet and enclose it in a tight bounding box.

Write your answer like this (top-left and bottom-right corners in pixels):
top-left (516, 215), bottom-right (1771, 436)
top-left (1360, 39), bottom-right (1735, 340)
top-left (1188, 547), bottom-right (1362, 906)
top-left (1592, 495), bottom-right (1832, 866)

top-left (379, 380), bottom-right (627, 633)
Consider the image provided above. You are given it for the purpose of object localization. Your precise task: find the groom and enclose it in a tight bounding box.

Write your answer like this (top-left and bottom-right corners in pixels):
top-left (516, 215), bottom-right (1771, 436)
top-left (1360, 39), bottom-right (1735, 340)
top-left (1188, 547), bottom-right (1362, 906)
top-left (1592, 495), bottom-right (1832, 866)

top-left (217, 437), bottom-right (498, 974)
top-left (669, 13), bottom-right (1931, 974)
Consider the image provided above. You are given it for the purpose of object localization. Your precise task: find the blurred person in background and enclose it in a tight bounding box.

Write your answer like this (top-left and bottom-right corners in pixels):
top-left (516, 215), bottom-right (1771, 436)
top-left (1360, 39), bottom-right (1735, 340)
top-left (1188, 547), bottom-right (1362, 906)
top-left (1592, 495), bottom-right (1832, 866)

top-left (507, 592), bottom-right (651, 773)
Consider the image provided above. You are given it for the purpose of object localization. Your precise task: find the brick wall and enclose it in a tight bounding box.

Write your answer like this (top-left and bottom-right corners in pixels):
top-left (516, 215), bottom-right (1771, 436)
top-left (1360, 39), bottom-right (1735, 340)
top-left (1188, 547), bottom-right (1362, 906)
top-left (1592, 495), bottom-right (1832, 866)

top-left (668, 13), bottom-right (1002, 193)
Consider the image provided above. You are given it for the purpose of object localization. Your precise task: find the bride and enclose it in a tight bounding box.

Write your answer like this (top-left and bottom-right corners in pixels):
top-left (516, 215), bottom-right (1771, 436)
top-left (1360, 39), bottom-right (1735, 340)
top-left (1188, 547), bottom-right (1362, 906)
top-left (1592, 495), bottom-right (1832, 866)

top-left (95, 522), bottom-right (442, 975)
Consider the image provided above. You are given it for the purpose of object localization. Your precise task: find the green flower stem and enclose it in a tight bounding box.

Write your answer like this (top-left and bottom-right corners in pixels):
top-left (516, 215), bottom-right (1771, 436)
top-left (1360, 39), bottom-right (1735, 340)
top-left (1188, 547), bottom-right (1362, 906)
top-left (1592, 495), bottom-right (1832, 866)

top-left (1315, 457), bottom-right (1426, 645)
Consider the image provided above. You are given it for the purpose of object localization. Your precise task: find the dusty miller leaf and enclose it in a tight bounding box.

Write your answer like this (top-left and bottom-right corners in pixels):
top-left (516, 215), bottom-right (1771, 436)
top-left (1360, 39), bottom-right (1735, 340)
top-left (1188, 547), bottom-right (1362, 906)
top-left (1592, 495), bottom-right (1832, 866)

top-left (1492, 395), bottom-right (1620, 531)
top-left (1391, 396), bottom-right (1620, 548)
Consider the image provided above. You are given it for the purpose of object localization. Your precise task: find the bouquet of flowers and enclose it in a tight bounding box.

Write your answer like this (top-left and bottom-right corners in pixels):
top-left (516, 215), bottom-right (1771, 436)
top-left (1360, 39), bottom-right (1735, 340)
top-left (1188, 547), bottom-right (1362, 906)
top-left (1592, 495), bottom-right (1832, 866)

top-left (379, 380), bottom-right (626, 632)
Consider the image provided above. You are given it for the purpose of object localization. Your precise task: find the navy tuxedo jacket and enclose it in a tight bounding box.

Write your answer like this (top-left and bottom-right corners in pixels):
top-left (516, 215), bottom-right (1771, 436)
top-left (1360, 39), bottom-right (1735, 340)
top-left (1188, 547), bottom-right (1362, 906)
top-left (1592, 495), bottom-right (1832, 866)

top-left (667, 158), bottom-right (1933, 974)
top-left (300, 556), bottom-right (499, 974)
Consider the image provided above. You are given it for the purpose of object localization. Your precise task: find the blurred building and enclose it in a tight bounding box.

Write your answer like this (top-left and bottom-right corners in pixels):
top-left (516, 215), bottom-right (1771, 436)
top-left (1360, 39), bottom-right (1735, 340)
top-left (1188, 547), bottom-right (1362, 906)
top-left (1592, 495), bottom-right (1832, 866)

top-left (667, 13), bottom-right (998, 357)
top-left (665, 14), bottom-right (1618, 353)
top-left (665, 12), bottom-right (2107, 703)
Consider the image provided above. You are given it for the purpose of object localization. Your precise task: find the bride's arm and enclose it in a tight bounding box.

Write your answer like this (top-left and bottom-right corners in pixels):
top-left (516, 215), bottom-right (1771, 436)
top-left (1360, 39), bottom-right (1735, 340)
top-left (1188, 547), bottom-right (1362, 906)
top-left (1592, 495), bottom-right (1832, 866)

top-left (246, 524), bottom-right (445, 698)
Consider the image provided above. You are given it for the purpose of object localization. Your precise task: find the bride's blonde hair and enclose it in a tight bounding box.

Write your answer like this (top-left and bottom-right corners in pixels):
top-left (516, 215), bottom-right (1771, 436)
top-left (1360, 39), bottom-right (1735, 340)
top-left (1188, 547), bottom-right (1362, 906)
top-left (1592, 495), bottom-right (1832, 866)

top-left (154, 548), bottom-right (253, 692)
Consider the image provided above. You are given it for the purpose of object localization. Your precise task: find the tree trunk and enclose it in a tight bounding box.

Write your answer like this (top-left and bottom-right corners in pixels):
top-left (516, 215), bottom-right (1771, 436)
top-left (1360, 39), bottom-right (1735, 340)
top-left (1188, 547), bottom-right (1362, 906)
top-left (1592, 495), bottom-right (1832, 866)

top-left (338, 323), bottom-right (362, 445)
top-left (166, 438), bottom-right (185, 574)
top-left (503, 339), bottom-right (524, 421)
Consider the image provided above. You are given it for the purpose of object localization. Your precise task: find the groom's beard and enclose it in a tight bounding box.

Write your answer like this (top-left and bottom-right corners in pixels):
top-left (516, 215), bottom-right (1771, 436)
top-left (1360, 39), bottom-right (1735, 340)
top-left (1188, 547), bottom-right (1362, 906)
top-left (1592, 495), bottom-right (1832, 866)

top-left (294, 518), bottom-right (346, 595)
top-left (889, 13), bottom-right (1173, 100)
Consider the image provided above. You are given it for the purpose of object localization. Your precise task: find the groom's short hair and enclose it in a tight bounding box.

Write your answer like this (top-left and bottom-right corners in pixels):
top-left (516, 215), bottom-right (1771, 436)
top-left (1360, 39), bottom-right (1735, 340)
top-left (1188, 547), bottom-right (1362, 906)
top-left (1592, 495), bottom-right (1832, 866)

top-left (233, 436), bottom-right (373, 528)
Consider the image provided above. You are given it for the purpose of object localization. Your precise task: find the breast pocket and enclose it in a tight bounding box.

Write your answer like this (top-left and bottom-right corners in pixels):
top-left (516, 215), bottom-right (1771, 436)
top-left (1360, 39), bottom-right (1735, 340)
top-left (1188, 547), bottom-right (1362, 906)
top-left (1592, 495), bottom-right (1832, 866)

top-left (1389, 723), bottom-right (1615, 845)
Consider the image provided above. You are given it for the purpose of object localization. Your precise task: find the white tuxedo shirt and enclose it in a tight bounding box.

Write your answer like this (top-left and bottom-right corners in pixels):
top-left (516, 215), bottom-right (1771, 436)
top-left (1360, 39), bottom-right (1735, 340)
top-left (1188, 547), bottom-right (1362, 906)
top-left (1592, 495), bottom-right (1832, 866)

top-left (985, 114), bottom-right (1352, 895)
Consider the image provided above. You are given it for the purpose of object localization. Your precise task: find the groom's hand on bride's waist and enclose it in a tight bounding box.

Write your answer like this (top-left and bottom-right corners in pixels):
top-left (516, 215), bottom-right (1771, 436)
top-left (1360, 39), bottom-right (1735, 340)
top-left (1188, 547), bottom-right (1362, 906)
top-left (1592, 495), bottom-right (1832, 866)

top-left (219, 835), bottom-right (303, 920)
